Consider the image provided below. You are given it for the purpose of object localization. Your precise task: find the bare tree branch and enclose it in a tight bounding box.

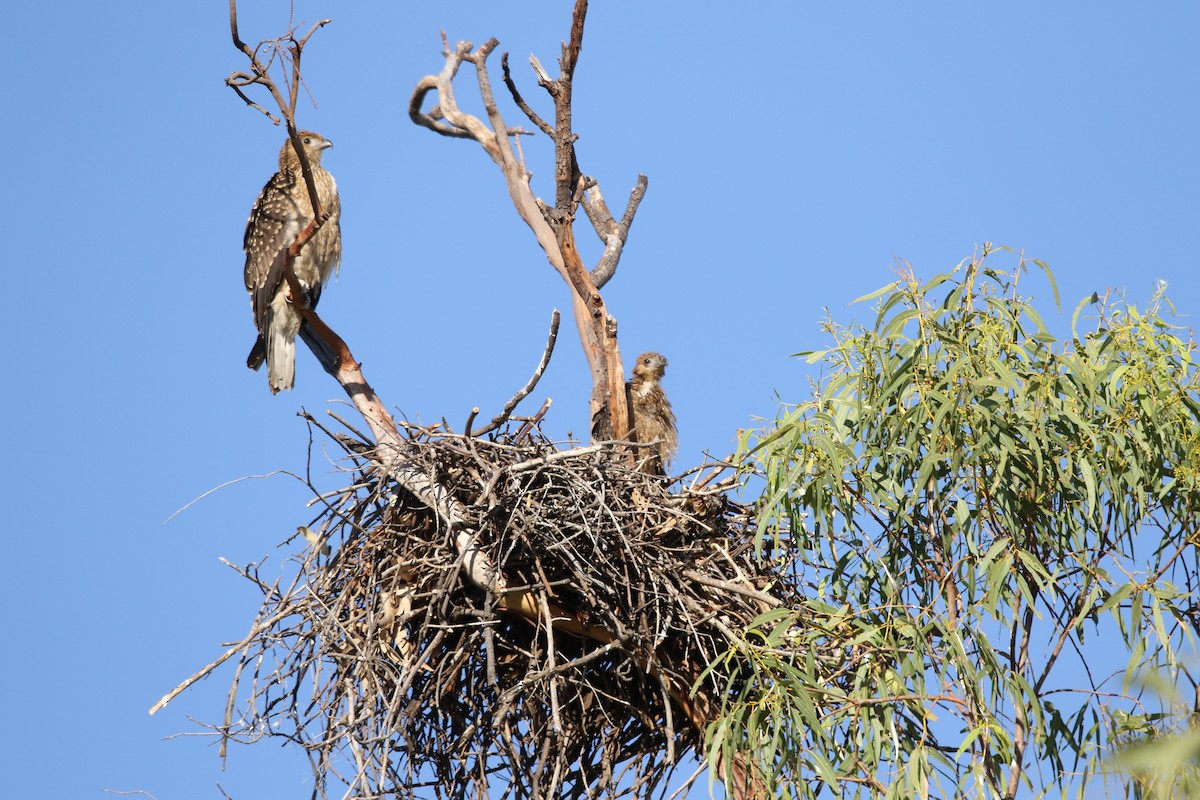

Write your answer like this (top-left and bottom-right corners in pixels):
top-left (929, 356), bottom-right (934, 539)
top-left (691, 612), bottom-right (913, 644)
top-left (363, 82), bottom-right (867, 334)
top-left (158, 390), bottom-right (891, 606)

top-left (501, 52), bottom-right (555, 137)
top-left (149, 604), bottom-right (295, 716)
top-left (408, 0), bottom-right (644, 447)
top-left (584, 174), bottom-right (648, 288)
top-left (472, 310), bottom-right (561, 437)
top-left (226, 0), bottom-right (330, 219)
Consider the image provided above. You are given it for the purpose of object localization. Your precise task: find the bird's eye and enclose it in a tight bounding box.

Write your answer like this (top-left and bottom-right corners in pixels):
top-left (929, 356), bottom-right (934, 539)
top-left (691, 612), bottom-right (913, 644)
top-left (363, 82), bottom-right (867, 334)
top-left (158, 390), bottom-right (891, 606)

top-left (303, 137), bottom-right (312, 144)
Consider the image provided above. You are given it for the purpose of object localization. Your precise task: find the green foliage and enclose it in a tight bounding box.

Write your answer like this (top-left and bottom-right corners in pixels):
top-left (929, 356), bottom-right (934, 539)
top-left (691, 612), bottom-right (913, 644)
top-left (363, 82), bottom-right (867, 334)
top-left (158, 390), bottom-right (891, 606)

top-left (1108, 714), bottom-right (1200, 799)
top-left (722, 246), bottom-right (1200, 798)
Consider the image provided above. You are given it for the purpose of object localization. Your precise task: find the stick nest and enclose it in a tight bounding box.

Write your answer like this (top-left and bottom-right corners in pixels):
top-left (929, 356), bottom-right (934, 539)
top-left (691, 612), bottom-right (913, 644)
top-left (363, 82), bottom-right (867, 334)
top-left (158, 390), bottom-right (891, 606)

top-left (209, 414), bottom-right (799, 799)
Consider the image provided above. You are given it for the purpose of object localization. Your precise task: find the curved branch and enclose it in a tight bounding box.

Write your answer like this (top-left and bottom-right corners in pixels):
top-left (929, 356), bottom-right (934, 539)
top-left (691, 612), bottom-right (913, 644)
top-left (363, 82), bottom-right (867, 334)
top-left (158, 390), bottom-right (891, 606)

top-left (501, 52), bottom-right (555, 136)
top-left (226, 0), bottom-right (328, 219)
top-left (407, 1), bottom-right (630, 448)
top-left (409, 76), bottom-right (473, 139)
top-left (408, 43), bottom-right (576, 301)
top-left (585, 174), bottom-right (648, 288)
top-left (472, 310), bottom-right (561, 437)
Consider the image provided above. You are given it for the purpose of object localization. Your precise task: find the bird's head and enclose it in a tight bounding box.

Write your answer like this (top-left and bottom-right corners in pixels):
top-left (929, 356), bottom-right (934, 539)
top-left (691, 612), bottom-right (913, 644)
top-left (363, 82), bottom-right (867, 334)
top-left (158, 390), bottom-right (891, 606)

top-left (632, 352), bottom-right (668, 381)
top-left (279, 130), bottom-right (334, 169)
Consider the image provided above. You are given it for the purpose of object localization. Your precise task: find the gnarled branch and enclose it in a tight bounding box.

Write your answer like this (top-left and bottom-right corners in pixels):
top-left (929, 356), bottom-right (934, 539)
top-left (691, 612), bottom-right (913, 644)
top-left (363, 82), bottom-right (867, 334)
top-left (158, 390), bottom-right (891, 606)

top-left (409, 0), bottom-right (648, 446)
top-left (472, 310), bottom-right (561, 437)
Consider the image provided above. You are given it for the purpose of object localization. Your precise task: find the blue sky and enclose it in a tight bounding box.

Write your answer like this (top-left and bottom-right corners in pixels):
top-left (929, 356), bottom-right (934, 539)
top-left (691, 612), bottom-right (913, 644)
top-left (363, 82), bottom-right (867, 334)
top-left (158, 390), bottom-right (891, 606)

top-left (2, 3), bottom-right (1197, 798)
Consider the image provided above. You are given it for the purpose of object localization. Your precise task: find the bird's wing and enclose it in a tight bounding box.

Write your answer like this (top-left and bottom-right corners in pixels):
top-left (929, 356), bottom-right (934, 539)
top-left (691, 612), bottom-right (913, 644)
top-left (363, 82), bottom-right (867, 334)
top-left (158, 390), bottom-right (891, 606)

top-left (244, 168), bottom-right (303, 331)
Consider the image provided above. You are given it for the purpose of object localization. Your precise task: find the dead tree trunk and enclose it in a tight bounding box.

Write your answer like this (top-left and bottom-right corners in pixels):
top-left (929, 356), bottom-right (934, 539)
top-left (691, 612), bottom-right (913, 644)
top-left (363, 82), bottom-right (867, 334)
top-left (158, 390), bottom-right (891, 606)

top-left (409, 0), bottom-right (646, 445)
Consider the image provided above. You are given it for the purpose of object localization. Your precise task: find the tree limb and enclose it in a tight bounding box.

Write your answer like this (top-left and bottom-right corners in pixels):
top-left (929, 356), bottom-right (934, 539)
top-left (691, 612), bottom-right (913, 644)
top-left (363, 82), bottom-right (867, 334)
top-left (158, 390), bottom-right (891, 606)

top-left (226, 0), bottom-right (329, 220)
top-left (408, 0), bottom-right (638, 448)
top-left (585, 174), bottom-right (648, 288)
top-left (472, 310), bottom-right (561, 437)
top-left (501, 53), bottom-right (555, 137)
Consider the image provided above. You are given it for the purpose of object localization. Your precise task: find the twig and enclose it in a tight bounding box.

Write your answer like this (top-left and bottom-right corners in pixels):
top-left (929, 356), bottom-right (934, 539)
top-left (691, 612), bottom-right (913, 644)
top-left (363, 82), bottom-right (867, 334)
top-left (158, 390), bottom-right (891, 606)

top-left (683, 570), bottom-right (783, 609)
top-left (513, 398), bottom-right (552, 443)
top-left (148, 605), bottom-right (294, 715)
top-left (164, 471), bottom-right (288, 524)
top-left (219, 556), bottom-right (282, 599)
top-left (321, 408), bottom-right (374, 446)
top-left (226, 1), bottom-right (329, 218)
top-left (501, 53), bottom-right (555, 136)
top-left (472, 310), bottom-right (561, 437)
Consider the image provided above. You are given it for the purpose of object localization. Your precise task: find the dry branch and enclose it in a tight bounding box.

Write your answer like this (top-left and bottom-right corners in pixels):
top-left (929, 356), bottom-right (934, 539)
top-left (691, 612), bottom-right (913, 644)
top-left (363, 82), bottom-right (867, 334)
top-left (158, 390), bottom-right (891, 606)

top-left (227, 0), bottom-right (331, 218)
top-left (471, 310), bottom-right (561, 438)
top-left (409, 0), bottom-right (647, 446)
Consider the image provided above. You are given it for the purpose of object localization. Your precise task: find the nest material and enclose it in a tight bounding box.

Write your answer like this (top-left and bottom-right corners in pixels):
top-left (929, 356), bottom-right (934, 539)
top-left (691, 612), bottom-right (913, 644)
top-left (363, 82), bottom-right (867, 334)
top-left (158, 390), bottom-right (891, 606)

top-left (214, 415), bottom-right (796, 799)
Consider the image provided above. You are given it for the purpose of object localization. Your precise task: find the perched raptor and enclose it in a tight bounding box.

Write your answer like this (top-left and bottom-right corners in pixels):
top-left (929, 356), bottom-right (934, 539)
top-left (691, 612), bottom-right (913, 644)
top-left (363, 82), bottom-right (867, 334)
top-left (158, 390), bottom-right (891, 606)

top-left (244, 131), bottom-right (341, 393)
top-left (627, 352), bottom-right (678, 475)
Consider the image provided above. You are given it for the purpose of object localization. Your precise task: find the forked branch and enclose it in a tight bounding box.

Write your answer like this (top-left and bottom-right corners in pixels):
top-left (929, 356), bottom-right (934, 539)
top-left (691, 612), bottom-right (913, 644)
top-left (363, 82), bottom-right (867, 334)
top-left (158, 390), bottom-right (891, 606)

top-left (227, 0), bottom-right (330, 219)
top-left (409, 0), bottom-right (648, 445)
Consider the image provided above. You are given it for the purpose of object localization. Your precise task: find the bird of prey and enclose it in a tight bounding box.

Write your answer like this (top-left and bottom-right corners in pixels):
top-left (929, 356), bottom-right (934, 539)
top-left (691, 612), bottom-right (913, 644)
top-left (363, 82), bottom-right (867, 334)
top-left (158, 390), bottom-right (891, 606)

top-left (627, 352), bottom-right (677, 475)
top-left (243, 131), bottom-right (341, 393)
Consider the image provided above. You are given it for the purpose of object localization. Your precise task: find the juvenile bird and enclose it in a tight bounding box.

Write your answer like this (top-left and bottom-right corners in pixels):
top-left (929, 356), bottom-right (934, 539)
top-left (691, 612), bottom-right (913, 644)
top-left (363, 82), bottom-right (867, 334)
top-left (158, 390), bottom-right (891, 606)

top-left (627, 352), bottom-right (677, 475)
top-left (243, 131), bottom-right (341, 393)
